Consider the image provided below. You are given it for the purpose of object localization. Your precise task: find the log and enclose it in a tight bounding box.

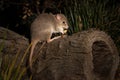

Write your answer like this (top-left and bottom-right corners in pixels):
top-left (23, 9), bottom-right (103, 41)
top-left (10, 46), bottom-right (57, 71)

top-left (32, 29), bottom-right (119, 80)
top-left (0, 27), bottom-right (119, 80)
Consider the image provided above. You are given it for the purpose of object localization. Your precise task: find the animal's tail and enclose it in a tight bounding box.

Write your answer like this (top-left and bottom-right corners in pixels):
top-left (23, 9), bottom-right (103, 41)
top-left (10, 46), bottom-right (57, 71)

top-left (29, 41), bottom-right (46, 71)
top-left (29, 40), bottom-right (38, 70)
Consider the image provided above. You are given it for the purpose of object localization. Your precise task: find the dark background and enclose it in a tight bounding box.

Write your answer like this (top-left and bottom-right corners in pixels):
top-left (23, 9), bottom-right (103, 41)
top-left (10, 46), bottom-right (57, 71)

top-left (0, 0), bottom-right (120, 79)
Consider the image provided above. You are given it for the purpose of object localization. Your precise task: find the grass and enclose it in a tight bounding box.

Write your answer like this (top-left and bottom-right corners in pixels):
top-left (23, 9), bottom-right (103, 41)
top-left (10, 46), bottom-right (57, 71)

top-left (64, 0), bottom-right (119, 30)
top-left (0, 41), bottom-right (4, 80)
top-left (0, 43), bottom-right (32, 80)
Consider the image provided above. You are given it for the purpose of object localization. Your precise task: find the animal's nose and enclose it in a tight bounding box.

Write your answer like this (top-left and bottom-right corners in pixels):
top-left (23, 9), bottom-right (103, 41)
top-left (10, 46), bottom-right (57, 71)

top-left (64, 26), bottom-right (69, 29)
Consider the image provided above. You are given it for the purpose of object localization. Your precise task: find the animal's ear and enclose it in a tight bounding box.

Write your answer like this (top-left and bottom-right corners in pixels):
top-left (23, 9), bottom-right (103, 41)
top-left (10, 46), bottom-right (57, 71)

top-left (56, 14), bottom-right (61, 20)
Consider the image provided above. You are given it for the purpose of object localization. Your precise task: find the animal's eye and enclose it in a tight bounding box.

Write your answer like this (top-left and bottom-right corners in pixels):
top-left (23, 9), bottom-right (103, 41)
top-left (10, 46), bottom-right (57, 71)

top-left (63, 21), bottom-right (65, 24)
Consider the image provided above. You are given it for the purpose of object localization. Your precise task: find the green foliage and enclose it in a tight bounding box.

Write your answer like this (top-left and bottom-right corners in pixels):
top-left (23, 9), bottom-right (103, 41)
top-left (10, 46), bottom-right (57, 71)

top-left (0, 44), bottom-right (31, 80)
top-left (0, 34), bottom-right (6, 80)
top-left (64, 0), bottom-right (119, 33)
top-left (64, 0), bottom-right (120, 51)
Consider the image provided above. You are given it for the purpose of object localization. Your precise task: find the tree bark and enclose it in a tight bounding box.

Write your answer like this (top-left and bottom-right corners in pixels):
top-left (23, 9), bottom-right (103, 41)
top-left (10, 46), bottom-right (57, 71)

top-left (0, 27), bottom-right (119, 80)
